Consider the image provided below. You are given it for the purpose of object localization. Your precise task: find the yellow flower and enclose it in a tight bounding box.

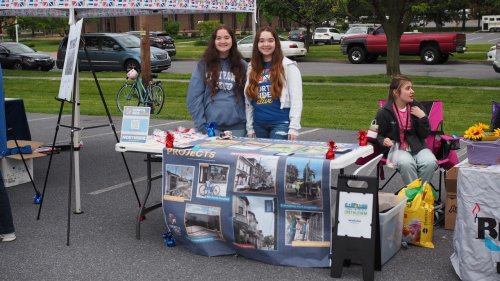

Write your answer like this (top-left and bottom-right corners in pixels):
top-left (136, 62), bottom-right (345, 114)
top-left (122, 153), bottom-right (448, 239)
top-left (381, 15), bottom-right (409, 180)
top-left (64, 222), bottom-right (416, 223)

top-left (494, 128), bottom-right (500, 137)
top-left (464, 126), bottom-right (483, 140)
top-left (475, 123), bottom-right (490, 131)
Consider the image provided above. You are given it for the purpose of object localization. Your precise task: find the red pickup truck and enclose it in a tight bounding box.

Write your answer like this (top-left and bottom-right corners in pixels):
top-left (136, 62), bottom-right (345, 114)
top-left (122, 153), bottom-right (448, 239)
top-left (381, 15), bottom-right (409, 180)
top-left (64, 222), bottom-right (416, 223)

top-left (340, 26), bottom-right (467, 64)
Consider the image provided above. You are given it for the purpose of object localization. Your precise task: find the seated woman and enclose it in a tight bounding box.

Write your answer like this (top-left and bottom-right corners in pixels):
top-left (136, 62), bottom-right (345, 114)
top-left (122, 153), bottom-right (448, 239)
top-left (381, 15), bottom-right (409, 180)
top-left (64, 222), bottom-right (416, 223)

top-left (375, 75), bottom-right (438, 186)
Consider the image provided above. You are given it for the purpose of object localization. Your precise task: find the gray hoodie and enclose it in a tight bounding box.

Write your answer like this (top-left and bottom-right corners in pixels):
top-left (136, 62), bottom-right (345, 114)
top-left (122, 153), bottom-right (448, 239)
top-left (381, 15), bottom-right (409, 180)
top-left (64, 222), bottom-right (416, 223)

top-left (186, 58), bottom-right (248, 133)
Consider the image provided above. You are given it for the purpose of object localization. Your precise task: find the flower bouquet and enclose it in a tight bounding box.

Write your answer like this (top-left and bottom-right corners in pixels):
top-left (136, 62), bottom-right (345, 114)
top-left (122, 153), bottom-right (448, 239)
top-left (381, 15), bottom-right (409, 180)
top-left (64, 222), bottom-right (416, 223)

top-left (462, 122), bottom-right (500, 165)
top-left (464, 122), bottom-right (500, 141)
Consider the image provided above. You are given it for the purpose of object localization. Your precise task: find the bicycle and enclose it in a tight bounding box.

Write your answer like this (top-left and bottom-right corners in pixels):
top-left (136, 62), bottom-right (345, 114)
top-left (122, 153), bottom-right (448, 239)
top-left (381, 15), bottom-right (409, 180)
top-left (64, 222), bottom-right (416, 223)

top-left (199, 181), bottom-right (221, 196)
top-left (116, 69), bottom-right (165, 115)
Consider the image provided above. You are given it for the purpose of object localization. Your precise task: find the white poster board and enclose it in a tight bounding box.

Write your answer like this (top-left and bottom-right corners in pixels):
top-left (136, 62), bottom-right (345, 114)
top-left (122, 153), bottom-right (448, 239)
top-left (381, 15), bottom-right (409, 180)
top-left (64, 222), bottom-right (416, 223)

top-left (337, 192), bottom-right (374, 238)
top-left (58, 18), bottom-right (83, 101)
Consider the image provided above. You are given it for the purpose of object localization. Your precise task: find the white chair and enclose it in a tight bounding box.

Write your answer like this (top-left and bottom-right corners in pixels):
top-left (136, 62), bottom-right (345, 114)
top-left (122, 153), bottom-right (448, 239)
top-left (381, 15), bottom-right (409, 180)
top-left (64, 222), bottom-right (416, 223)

top-left (349, 154), bottom-right (383, 188)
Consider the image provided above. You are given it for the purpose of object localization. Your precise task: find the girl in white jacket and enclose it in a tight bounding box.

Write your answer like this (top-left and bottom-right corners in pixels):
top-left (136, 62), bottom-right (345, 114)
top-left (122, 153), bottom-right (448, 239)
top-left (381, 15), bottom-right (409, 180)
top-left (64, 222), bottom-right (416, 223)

top-left (244, 26), bottom-right (303, 140)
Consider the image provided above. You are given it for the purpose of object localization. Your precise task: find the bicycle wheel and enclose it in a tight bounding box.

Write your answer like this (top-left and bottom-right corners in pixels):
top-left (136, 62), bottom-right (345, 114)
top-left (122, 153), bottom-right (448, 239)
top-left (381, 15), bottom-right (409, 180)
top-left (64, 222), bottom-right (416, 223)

top-left (199, 184), bottom-right (207, 197)
top-left (212, 185), bottom-right (220, 196)
top-left (117, 84), bottom-right (140, 112)
top-left (149, 84), bottom-right (165, 115)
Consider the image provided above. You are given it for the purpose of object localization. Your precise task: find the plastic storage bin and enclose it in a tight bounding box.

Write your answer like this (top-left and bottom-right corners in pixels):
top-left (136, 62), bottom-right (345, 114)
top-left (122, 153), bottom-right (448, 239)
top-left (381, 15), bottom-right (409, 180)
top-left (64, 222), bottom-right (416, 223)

top-left (379, 192), bottom-right (407, 265)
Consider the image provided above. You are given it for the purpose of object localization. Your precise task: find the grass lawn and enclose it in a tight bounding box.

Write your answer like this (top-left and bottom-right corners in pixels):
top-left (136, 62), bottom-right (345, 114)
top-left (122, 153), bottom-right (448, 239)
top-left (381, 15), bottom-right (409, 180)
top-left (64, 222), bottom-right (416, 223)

top-left (2, 69), bottom-right (497, 136)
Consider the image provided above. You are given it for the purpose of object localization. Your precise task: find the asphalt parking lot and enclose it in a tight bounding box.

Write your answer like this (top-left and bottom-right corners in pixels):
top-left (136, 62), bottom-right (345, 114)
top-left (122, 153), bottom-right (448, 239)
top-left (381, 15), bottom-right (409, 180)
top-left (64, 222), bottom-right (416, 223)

top-left (0, 112), bottom-right (465, 281)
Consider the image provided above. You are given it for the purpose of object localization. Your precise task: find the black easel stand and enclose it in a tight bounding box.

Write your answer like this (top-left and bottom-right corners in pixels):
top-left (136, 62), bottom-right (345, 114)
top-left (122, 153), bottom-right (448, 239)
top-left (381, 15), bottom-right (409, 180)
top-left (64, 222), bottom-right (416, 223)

top-left (36, 41), bottom-right (140, 245)
top-left (331, 174), bottom-right (381, 281)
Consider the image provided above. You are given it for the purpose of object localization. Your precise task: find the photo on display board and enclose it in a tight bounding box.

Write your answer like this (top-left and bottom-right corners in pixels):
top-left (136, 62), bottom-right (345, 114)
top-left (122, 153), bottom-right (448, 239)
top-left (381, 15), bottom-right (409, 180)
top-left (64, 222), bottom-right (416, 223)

top-left (233, 155), bottom-right (279, 195)
top-left (184, 203), bottom-right (223, 241)
top-left (196, 163), bottom-right (230, 199)
top-left (232, 195), bottom-right (277, 250)
top-left (163, 164), bottom-right (195, 201)
top-left (284, 158), bottom-right (324, 208)
top-left (167, 213), bottom-right (182, 236)
top-left (285, 210), bottom-right (327, 247)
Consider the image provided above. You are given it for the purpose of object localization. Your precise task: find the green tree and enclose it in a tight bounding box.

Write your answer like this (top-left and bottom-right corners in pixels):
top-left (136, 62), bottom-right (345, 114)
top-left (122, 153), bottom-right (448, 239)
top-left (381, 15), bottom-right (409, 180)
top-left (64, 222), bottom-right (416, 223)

top-left (258, 0), bottom-right (342, 50)
top-left (197, 20), bottom-right (220, 39)
top-left (164, 20), bottom-right (180, 36)
top-left (370, 0), bottom-right (425, 75)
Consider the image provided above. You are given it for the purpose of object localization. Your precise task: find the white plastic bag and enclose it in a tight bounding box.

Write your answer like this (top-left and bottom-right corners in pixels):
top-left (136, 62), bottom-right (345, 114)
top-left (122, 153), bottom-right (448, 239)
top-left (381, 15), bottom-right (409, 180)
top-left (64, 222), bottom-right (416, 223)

top-left (386, 142), bottom-right (400, 168)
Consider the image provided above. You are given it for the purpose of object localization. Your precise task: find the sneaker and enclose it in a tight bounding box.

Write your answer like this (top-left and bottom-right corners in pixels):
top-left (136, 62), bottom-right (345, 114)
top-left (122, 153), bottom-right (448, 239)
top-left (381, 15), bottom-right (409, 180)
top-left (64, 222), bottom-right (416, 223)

top-left (0, 232), bottom-right (16, 242)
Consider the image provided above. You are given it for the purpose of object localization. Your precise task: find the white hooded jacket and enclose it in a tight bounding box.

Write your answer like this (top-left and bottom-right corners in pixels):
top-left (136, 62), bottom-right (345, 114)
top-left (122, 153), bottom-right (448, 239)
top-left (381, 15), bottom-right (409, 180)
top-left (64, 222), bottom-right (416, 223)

top-left (244, 57), bottom-right (303, 136)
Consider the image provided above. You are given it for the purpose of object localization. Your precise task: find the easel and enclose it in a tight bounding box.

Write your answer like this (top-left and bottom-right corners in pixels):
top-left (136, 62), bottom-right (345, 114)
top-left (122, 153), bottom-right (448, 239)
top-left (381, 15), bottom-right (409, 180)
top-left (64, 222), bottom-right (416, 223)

top-left (37, 15), bottom-right (140, 246)
top-left (331, 174), bottom-right (381, 281)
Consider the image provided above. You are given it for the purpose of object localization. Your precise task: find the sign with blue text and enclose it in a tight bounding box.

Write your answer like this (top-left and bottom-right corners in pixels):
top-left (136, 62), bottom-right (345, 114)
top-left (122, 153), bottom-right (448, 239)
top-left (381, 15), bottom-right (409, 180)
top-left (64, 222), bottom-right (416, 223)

top-left (120, 106), bottom-right (150, 143)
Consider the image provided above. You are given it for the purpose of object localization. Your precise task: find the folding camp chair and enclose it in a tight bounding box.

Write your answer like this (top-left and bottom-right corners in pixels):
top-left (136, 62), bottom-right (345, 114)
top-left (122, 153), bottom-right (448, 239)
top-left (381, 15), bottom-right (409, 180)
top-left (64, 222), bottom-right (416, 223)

top-left (492, 101), bottom-right (500, 130)
top-left (356, 100), bottom-right (460, 206)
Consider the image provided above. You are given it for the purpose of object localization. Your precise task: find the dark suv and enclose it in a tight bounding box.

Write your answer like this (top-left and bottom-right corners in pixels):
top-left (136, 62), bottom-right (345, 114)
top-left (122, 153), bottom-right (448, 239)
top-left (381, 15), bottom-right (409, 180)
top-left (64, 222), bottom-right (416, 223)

top-left (56, 33), bottom-right (171, 72)
top-left (288, 29), bottom-right (312, 44)
top-left (127, 31), bottom-right (176, 57)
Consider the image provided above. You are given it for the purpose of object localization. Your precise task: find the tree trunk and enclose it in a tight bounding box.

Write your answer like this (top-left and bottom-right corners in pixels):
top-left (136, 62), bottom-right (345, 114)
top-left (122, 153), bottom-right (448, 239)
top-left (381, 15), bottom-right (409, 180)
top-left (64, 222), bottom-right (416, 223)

top-left (384, 25), bottom-right (401, 76)
top-left (305, 24), bottom-right (312, 52)
top-left (140, 16), bottom-right (152, 85)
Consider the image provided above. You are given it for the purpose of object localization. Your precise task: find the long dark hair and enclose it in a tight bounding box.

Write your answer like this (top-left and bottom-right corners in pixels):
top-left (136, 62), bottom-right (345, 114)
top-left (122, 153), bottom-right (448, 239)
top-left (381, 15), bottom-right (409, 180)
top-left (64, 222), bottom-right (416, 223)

top-left (387, 75), bottom-right (412, 102)
top-left (245, 26), bottom-right (285, 100)
top-left (201, 25), bottom-right (245, 97)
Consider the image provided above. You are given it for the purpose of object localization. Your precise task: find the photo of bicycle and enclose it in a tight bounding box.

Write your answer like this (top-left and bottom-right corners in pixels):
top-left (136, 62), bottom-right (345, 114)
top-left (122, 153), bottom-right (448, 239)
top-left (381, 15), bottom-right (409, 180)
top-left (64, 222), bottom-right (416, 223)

top-left (196, 163), bottom-right (230, 198)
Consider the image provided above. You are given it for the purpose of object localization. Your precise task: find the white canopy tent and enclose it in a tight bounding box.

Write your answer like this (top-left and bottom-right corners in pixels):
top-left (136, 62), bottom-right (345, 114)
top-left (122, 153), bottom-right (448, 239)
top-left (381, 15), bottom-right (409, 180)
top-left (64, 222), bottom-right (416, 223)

top-left (0, 0), bottom-right (256, 245)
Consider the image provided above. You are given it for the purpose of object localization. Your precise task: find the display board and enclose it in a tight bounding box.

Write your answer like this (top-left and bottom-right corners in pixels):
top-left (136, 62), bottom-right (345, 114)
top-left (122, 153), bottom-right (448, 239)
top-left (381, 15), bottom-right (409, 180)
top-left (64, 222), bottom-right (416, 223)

top-left (162, 137), bottom-right (359, 267)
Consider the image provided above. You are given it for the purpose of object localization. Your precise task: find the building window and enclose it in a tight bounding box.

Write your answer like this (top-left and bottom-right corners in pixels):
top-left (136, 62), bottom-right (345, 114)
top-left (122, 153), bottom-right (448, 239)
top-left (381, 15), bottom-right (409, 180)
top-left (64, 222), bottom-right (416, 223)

top-left (129, 16), bottom-right (135, 31)
top-left (189, 14), bottom-right (195, 30)
top-left (220, 14), bottom-right (224, 24)
top-left (204, 13), bottom-right (209, 21)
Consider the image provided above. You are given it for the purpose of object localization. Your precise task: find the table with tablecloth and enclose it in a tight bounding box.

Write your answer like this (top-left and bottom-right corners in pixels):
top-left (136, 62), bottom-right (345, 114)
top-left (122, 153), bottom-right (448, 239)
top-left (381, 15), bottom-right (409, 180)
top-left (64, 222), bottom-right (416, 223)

top-left (158, 137), bottom-right (373, 267)
top-left (116, 136), bottom-right (373, 266)
top-left (450, 161), bottom-right (500, 280)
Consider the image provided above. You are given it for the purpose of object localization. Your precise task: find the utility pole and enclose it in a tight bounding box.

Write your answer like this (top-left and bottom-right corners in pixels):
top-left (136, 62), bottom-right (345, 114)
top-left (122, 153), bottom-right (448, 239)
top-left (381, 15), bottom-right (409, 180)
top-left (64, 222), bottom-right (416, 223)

top-left (139, 16), bottom-right (152, 85)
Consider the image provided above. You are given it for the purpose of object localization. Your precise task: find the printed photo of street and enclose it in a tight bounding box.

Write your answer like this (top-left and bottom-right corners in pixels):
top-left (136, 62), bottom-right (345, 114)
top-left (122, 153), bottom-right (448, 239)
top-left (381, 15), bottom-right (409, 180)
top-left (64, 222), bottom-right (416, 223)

top-left (284, 158), bottom-right (324, 208)
top-left (285, 210), bottom-right (325, 246)
top-left (196, 163), bottom-right (230, 198)
top-left (232, 195), bottom-right (277, 250)
top-left (185, 203), bottom-right (223, 241)
top-left (234, 155), bottom-right (278, 195)
top-left (163, 164), bottom-right (195, 201)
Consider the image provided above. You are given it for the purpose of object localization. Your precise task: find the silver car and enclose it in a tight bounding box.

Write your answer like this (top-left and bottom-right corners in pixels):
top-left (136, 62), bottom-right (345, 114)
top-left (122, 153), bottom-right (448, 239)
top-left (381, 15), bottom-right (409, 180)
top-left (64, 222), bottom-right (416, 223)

top-left (56, 33), bottom-right (171, 73)
top-left (237, 35), bottom-right (307, 59)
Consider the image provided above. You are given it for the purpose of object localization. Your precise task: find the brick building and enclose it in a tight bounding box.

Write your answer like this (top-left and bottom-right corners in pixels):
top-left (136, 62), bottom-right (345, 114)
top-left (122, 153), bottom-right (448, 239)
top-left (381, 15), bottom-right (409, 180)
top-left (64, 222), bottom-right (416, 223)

top-left (83, 13), bottom-right (280, 35)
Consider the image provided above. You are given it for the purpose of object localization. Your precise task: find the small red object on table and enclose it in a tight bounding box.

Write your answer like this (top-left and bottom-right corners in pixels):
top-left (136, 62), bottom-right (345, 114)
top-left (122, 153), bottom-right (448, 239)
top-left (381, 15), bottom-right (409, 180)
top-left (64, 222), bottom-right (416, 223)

top-left (326, 140), bottom-right (337, 160)
top-left (165, 132), bottom-right (175, 148)
top-left (358, 129), bottom-right (368, 146)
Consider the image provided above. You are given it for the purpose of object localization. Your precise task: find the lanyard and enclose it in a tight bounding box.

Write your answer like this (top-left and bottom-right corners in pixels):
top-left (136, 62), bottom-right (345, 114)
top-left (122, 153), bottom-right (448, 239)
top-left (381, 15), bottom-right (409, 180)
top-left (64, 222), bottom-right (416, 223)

top-left (394, 103), bottom-right (410, 132)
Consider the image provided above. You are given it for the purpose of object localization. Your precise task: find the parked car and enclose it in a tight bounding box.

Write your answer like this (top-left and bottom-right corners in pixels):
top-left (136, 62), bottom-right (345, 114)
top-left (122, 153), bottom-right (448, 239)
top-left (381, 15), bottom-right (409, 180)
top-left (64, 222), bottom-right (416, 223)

top-left (56, 33), bottom-right (171, 73)
top-left (313, 27), bottom-right (343, 44)
top-left (237, 35), bottom-right (307, 59)
top-left (341, 26), bottom-right (466, 64)
top-left (288, 29), bottom-right (312, 44)
top-left (487, 45), bottom-right (496, 61)
top-left (0, 42), bottom-right (54, 71)
top-left (493, 43), bottom-right (500, 73)
top-left (341, 26), bottom-right (376, 43)
top-left (126, 31), bottom-right (176, 57)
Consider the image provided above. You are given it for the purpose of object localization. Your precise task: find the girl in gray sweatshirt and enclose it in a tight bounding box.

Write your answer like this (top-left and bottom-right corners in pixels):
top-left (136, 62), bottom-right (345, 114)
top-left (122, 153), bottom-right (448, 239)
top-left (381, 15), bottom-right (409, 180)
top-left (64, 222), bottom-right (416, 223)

top-left (186, 26), bottom-right (248, 136)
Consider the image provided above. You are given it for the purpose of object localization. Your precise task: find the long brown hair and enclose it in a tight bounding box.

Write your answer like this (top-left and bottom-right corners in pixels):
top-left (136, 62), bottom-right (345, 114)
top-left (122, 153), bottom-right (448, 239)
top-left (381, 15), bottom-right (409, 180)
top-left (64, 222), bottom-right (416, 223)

top-left (245, 26), bottom-right (285, 100)
top-left (202, 25), bottom-right (246, 97)
top-left (387, 75), bottom-right (412, 102)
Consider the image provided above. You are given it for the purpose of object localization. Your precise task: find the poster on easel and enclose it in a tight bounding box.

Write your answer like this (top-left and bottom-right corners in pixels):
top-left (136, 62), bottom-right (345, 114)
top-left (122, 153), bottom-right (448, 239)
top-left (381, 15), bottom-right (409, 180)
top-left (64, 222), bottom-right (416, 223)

top-left (58, 18), bottom-right (83, 102)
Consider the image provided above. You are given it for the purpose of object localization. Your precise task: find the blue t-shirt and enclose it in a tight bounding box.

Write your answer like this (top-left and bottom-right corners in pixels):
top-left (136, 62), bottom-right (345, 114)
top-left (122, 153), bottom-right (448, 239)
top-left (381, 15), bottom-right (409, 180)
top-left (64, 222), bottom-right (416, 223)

top-left (252, 62), bottom-right (290, 123)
